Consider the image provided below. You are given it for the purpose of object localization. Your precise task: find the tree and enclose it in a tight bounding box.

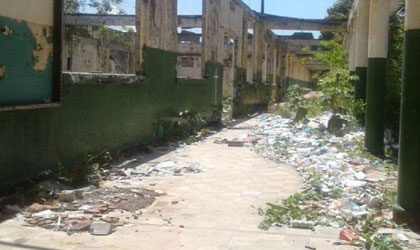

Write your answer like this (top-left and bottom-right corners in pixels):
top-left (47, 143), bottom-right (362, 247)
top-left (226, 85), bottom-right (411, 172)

top-left (311, 41), bottom-right (356, 116)
top-left (64, 0), bottom-right (124, 14)
top-left (326, 0), bottom-right (354, 20)
top-left (321, 0), bottom-right (354, 40)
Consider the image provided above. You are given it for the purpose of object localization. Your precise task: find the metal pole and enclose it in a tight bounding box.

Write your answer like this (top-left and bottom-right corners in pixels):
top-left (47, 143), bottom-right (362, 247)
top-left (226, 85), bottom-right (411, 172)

top-left (261, 0), bottom-right (265, 14)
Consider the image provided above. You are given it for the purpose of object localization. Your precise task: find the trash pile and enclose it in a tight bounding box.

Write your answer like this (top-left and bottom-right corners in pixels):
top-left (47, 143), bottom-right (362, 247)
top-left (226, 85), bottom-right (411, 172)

top-left (107, 160), bottom-right (202, 181)
top-left (251, 113), bottom-right (419, 249)
top-left (7, 187), bottom-right (157, 235)
top-left (1, 148), bottom-right (203, 236)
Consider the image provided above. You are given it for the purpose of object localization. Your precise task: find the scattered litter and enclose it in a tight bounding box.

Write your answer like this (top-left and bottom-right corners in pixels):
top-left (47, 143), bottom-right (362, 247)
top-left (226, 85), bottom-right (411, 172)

top-left (32, 210), bottom-right (56, 219)
top-left (290, 220), bottom-right (315, 230)
top-left (340, 229), bottom-right (358, 242)
top-left (73, 219), bottom-right (92, 232)
top-left (57, 189), bottom-right (83, 202)
top-left (117, 160), bottom-right (202, 178)
top-left (214, 138), bottom-right (228, 144)
top-left (255, 112), bottom-right (411, 248)
top-left (227, 141), bottom-right (244, 147)
top-left (367, 196), bottom-right (383, 209)
top-left (27, 203), bottom-right (46, 213)
top-left (90, 222), bottom-right (113, 235)
top-left (396, 233), bottom-right (409, 242)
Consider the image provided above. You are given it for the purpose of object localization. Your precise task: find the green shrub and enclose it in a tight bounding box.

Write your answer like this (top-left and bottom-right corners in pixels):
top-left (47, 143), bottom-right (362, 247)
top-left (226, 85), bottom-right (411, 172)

top-left (311, 41), bottom-right (358, 116)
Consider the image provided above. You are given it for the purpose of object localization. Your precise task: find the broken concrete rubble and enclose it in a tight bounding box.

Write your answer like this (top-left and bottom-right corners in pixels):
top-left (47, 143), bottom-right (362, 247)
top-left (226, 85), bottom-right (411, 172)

top-left (90, 222), bottom-right (113, 235)
top-left (16, 186), bottom-right (158, 235)
top-left (5, 141), bottom-right (205, 236)
top-left (111, 160), bottom-right (202, 179)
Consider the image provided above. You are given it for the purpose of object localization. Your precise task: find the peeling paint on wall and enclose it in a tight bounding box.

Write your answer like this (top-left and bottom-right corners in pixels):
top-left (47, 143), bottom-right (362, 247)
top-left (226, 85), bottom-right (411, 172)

top-left (28, 23), bottom-right (53, 72)
top-left (0, 65), bottom-right (6, 81)
top-left (1, 26), bottom-right (13, 36)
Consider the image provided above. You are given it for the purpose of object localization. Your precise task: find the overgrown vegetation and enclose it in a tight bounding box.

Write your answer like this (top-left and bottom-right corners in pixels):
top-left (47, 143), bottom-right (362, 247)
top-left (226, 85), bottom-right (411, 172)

top-left (278, 85), bottom-right (312, 122)
top-left (280, 40), bottom-right (360, 130)
top-left (385, 13), bottom-right (404, 138)
top-left (311, 41), bottom-right (360, 116)
top-left (322, 0), bottom-right (405, 139)
top-left (156, 110), bottom-right (208, 144)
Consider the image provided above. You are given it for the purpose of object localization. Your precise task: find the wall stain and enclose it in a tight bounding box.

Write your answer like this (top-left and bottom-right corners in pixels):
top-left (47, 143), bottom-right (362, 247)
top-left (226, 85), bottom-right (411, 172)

top-left (0, 65), bottom-right (5, 81)
top-left (28, 23), bottom-right (53, 72)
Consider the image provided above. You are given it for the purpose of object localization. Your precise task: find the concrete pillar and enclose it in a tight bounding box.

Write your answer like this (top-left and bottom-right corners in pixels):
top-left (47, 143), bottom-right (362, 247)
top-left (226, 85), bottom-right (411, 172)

top-left (349, 23), bottom-right (357, 75)
top-left (364, 0), bottom-right (390, 155)
top-left (241, 18), bottom-right (249, 71)
top-left (349, 28), bottom-right (357, 98)
top-left (394, 0), bottom-right (420, 228)
top-left (202, 0), bottom-right (224, 64)
top-left (271, 48), bottom-right (278, 102)
top-left (355, 0), bottom-right (370, 102)
top-left (254, 22), bottom-right (264, 82)
top-left (135, 0), bottom-right (147, 74)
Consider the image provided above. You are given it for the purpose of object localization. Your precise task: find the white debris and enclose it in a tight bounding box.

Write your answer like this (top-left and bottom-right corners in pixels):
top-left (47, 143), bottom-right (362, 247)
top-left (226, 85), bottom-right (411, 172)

top-left (32, 210), bottom-right (56, 219)
top-left (344, 180), bottom-right (367, 188)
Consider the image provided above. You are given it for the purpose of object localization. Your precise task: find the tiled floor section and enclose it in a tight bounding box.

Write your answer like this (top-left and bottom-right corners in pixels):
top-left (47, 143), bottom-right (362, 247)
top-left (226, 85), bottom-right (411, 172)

top-left (0, 117), bottom-right (357, 250)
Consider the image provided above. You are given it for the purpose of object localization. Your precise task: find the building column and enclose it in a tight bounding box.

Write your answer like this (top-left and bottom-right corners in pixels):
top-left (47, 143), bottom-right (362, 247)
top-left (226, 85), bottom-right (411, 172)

top-left (349, 33), bottom-right (356, 75)
top-left (394, 0), bottom-right (420, 228)
top-left (135, 0), bottom-right (147, 74)
top-left (349, 21), bottom-right (357, 77)
top-left (241, 18), bottom-right (249, 71)
top-left (354, 0), bottom-right (370, 102)
top-left (271, 47), bottom-right (278, 102)
top-left (364, 0), bottom-right (390, 155)
top-left (253, 22), bottom-right (264, 82)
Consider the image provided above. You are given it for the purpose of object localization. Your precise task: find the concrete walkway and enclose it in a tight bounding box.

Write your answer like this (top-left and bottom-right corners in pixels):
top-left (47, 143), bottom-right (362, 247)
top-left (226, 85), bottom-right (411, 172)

top-left (0, 117), bottom-right (356, 250)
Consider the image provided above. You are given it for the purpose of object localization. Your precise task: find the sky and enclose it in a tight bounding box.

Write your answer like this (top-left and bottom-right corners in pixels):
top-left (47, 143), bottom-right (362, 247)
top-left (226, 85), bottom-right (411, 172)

top-left (85, 0), bottom-right (338, 38)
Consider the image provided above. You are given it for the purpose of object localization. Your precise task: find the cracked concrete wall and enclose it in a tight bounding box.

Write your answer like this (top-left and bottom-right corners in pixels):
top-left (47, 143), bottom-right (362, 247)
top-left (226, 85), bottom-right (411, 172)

top-left (63, 36), bottom-right (135, 74)
top-left (203, 0), bottom-right (224, 63)
top-left (136, 0), bottom-right (178, 69)
top-left (177, 43), bottom-right (202, 79)
top-left (63, 27), bottom-right (136, 74)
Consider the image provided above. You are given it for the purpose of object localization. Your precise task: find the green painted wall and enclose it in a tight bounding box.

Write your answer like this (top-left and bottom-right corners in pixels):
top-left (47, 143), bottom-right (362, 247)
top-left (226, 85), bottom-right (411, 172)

top-left (0, 47), bottom-right (223, 188)
top-left (232, 69), bottom-right (272, 118)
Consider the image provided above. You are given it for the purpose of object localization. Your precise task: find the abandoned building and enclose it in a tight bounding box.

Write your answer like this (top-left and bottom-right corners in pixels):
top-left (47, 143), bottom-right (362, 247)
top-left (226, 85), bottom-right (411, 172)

top-left (0, 0), bottom-right (344, 187)
top-left (0, 0), bottom-right (419, 249)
